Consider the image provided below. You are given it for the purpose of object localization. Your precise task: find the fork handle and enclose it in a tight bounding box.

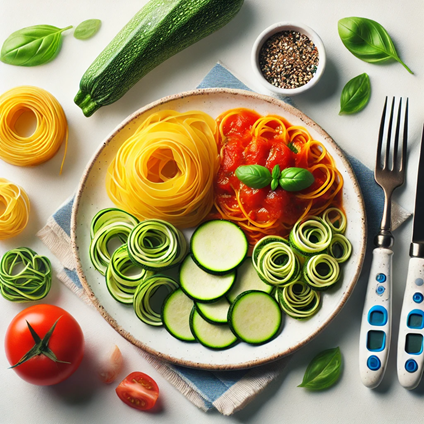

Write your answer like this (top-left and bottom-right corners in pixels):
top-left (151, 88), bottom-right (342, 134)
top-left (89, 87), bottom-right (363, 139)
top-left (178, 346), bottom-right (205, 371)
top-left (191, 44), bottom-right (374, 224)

top-left (359, 247), bottom-right (393, 388)
top-left (397, 257), bottom-right (424, 390)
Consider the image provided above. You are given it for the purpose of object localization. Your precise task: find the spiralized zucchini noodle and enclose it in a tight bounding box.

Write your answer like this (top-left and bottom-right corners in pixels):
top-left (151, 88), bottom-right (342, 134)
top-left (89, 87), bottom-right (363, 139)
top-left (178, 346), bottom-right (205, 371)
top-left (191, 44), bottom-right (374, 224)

top-left (275, 280), bottom-right (321, 320)
top-left (127, 219), bottom-right (187, 270)
top-left (133, 275), bottom-right (179, 326)
top-left (213, 108), bottom-right (344, 245)
top-left (106, 245), bottom-right (153, 304)
top-left (252, 236), bottom-right (301, 286)
top-left (303, 253), bottom-right (341, 290)
top-left (289, 216), bottom-right (332, 256)
top-left (252, 211), bottom-right (351, 289)
top-left (328, 234), bottom-right (352, 263)
top-left (0, 86), bottom-right (69, 173)
top-left (322, 207), bottom-right (347, 234)
top-left (89, 208), bottom-right (139, 276)
top-left (0, 247), bottom-right (51, 302)
top-left (106, 110), bottom-right (219, 228)
top-left (0, 178), bottom-right (30, 240)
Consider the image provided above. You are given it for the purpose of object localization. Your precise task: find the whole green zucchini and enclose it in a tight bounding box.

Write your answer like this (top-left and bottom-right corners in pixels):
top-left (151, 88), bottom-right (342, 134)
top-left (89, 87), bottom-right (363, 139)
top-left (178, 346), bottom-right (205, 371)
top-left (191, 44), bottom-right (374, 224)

top-left (74, 0), bottom-right (244, 117)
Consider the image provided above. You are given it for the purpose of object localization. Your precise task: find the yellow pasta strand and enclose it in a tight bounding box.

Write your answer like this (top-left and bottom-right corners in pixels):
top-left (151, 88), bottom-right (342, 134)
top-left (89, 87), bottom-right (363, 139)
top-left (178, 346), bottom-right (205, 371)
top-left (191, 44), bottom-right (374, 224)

top-left (0, 86), bottom-right (68, 173)
top-left (106, 110), bottom-right (219, 228)
top-left (0, 178), bottom-right (30, 240)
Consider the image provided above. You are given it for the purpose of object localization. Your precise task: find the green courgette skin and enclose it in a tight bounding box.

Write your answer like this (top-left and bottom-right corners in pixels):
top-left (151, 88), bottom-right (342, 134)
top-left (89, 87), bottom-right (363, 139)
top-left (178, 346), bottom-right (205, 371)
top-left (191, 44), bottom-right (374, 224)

top-left (75, 0), bottom-right (244, 116)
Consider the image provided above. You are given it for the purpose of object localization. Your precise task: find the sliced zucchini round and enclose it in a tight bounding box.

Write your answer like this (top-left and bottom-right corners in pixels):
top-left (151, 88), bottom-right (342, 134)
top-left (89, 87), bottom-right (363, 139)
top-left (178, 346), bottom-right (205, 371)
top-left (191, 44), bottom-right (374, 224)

top-left (252, 236), bottom-right (301, 286)
top-left (195, 297), bottom-right (231, 324)
top-left (162, 289), bottom-right (195, 342)
top-left (133, 275), bottom-right (179, 326)
top-left (189, 308), bottom-right (238, 350)
top-left (191, 220), bottom-right (248, 275)
top-left (228, 290), bottom-right (282, 345)
top-left (276, 280), bottom-right (321, 320)
top-left (289, 216), bottom-right (332, 257)
top-left (303, 254), bottom-right (340, 291)
top-left (180, 255), bottom-right (236, 302)
top-left (226, 259), bottom-right (272, 303)
top-left (127, 219), bottom-right (188, 271)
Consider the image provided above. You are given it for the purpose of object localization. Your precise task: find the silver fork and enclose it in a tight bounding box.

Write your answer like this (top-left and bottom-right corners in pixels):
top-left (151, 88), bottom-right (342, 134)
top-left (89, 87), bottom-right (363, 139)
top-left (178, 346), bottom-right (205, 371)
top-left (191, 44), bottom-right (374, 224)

top-left (359, 97), bottom-right (408, 389)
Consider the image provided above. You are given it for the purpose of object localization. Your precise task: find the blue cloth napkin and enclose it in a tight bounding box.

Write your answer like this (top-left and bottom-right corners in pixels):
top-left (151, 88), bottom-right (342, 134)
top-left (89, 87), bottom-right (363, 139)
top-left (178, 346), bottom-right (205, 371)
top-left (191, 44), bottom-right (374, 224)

top-left (38, 63), bottom-right (409, 415)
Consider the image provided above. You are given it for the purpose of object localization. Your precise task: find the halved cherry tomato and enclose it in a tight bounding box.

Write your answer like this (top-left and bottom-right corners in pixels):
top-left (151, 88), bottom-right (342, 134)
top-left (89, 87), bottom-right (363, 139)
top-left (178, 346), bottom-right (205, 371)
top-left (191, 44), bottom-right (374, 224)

top-left (116, 371), bottom-right (159, 411)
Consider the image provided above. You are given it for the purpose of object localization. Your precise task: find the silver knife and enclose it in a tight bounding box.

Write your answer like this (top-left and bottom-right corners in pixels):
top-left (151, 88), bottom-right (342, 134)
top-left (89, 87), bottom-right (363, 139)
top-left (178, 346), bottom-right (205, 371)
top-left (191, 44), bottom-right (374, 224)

top-left (397, 125), bottom-right (424, 389)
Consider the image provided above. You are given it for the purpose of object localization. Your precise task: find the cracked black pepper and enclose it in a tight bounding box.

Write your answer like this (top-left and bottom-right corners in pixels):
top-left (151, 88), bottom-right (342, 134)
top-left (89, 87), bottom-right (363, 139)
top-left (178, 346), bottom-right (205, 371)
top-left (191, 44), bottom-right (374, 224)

top-left (259, 30), bottom-right (319, 89)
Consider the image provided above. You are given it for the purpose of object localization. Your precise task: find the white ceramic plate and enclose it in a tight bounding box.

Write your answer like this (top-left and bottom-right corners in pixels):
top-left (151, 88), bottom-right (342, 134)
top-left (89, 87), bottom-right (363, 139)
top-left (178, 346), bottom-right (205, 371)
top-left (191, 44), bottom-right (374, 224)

top-left (71, 88), bottom-right (366, 370)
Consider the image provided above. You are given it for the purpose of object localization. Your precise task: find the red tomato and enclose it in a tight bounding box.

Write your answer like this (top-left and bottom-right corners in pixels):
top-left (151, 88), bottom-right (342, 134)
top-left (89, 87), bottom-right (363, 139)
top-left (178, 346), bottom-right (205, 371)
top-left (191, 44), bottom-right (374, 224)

top-left (4, 304), bottom-right (84, 386)
top-left (239, 185), bottom-right (268, 211)
top-left (221, 110), bottom-right (260, 136)
top-left (265, 143), bottom-right (295, 172)
top-left (221, 141), bottom-right (244, 173)
top-left (263, 189), bottom-right (291, 222)
top-left (216, 171), bottom-right (234, 194)
top-left (244, 138), bottom-right (270, 166)
top-left (116, 372), bottom-right (159, 411)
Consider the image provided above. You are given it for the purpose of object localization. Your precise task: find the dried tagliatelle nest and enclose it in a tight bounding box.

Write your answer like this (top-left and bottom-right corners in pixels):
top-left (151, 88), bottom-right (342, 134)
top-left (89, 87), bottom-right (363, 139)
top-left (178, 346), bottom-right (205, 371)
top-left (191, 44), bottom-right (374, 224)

top-left (0, 178), bottom-right (30, 240)
top-left (106, 110), bottom-right (219, 228)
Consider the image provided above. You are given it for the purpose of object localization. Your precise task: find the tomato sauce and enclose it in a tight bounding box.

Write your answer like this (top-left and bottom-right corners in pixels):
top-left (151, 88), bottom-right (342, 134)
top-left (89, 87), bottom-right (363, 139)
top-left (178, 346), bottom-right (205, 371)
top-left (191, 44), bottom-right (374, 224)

top-left (216, 110), bottom-right (309, 228)
top-left (213, 109), bottom-right (344, 244)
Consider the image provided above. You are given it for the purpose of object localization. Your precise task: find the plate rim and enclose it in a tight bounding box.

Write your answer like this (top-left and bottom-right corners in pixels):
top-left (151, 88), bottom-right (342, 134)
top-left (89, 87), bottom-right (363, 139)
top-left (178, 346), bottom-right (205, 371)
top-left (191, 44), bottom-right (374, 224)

top-left (71, 87), bottom-right (367, 370)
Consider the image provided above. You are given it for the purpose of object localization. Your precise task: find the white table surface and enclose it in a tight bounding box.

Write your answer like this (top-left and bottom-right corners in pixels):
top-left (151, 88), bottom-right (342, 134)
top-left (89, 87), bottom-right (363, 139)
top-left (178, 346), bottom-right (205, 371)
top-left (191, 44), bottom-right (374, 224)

top-left (1, 0), bottom-right (424, 423)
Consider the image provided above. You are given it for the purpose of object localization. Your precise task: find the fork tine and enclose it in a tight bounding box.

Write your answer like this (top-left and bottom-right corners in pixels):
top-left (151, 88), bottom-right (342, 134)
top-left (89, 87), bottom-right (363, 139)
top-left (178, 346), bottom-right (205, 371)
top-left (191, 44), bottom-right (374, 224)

top-left (401, 98), bottom-right (409, 172)
top-left (377, 97), bottom-right (388, 170)
top-left (384, 97), bottom-right (396, 170)
top-left (393, 97), bottom-right (402, 171)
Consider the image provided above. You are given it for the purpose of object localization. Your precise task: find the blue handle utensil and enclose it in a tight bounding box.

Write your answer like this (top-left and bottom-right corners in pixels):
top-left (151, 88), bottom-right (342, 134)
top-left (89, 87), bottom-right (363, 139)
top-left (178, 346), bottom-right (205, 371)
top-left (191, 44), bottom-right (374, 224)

top-left (397, 125), bottom-right (424, 390)
top-left (359, 98), bottom-right (408, 388)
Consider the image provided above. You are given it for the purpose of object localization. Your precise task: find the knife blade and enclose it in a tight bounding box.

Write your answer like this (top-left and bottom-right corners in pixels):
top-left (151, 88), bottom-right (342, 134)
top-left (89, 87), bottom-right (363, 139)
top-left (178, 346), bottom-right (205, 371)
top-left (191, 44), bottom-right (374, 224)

top-left (397, 125), bottom-right (424, 389)
top-left (411, 128), bottom-right (424, 246)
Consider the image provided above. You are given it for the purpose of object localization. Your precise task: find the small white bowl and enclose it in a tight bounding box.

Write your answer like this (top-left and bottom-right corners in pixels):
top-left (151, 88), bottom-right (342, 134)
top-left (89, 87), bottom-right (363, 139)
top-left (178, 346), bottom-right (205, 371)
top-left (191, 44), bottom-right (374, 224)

top-left (251, 22), bottom-right (326, 96)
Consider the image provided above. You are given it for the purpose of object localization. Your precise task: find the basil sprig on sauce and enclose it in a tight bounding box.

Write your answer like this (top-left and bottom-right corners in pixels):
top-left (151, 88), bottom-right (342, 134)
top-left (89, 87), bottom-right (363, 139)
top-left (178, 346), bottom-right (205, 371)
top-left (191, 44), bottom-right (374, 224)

top-left (235, 165), bottom-right (272, 189)
top-left (270, 165), bottom-right (281, 190)
top-left (339, 73), bottom-right (371, 115)
top-left (0, 25), bottom-right (73, 66)
top-left (235, 165), bottom-right (314, 192)
top-left (298, 347), bottom-right (342, 390)
top-left (338, 17), bottom-right (413, 74)
top-left (279, 167), bottom-right (314, 191)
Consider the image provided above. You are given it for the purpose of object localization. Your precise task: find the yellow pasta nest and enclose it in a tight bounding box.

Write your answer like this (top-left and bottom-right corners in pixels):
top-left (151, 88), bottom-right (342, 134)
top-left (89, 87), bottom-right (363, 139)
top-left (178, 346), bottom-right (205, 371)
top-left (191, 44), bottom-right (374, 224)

top-left (0, 178), bottom-right (30, 240)
top-left (106, 110), bottom-right (219, 228)
top-left (0, 86), bottom-right (68, 173)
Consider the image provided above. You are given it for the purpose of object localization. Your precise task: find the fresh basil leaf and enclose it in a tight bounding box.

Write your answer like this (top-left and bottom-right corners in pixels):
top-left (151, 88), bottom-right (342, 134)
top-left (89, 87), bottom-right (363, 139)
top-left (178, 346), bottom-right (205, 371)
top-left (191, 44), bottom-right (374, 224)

top-left (271, 179), bottom-right (279, 191)
top-left (235, 165), bottom-right (272, 189)
top-left (298, 347), bottom-right (342, 390)
top-left (74, 19), bottom-right (101, 40)
top-left (0, 24), bottom-right (72, 66)
top-left (272, 164), bottom-right (281, 180)
top-left (339, 73), bottom-right (371, 115)
top-left (279, 167), bottom-right (314, 192)
top-left (338, 17), bottom-right (413, 74)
